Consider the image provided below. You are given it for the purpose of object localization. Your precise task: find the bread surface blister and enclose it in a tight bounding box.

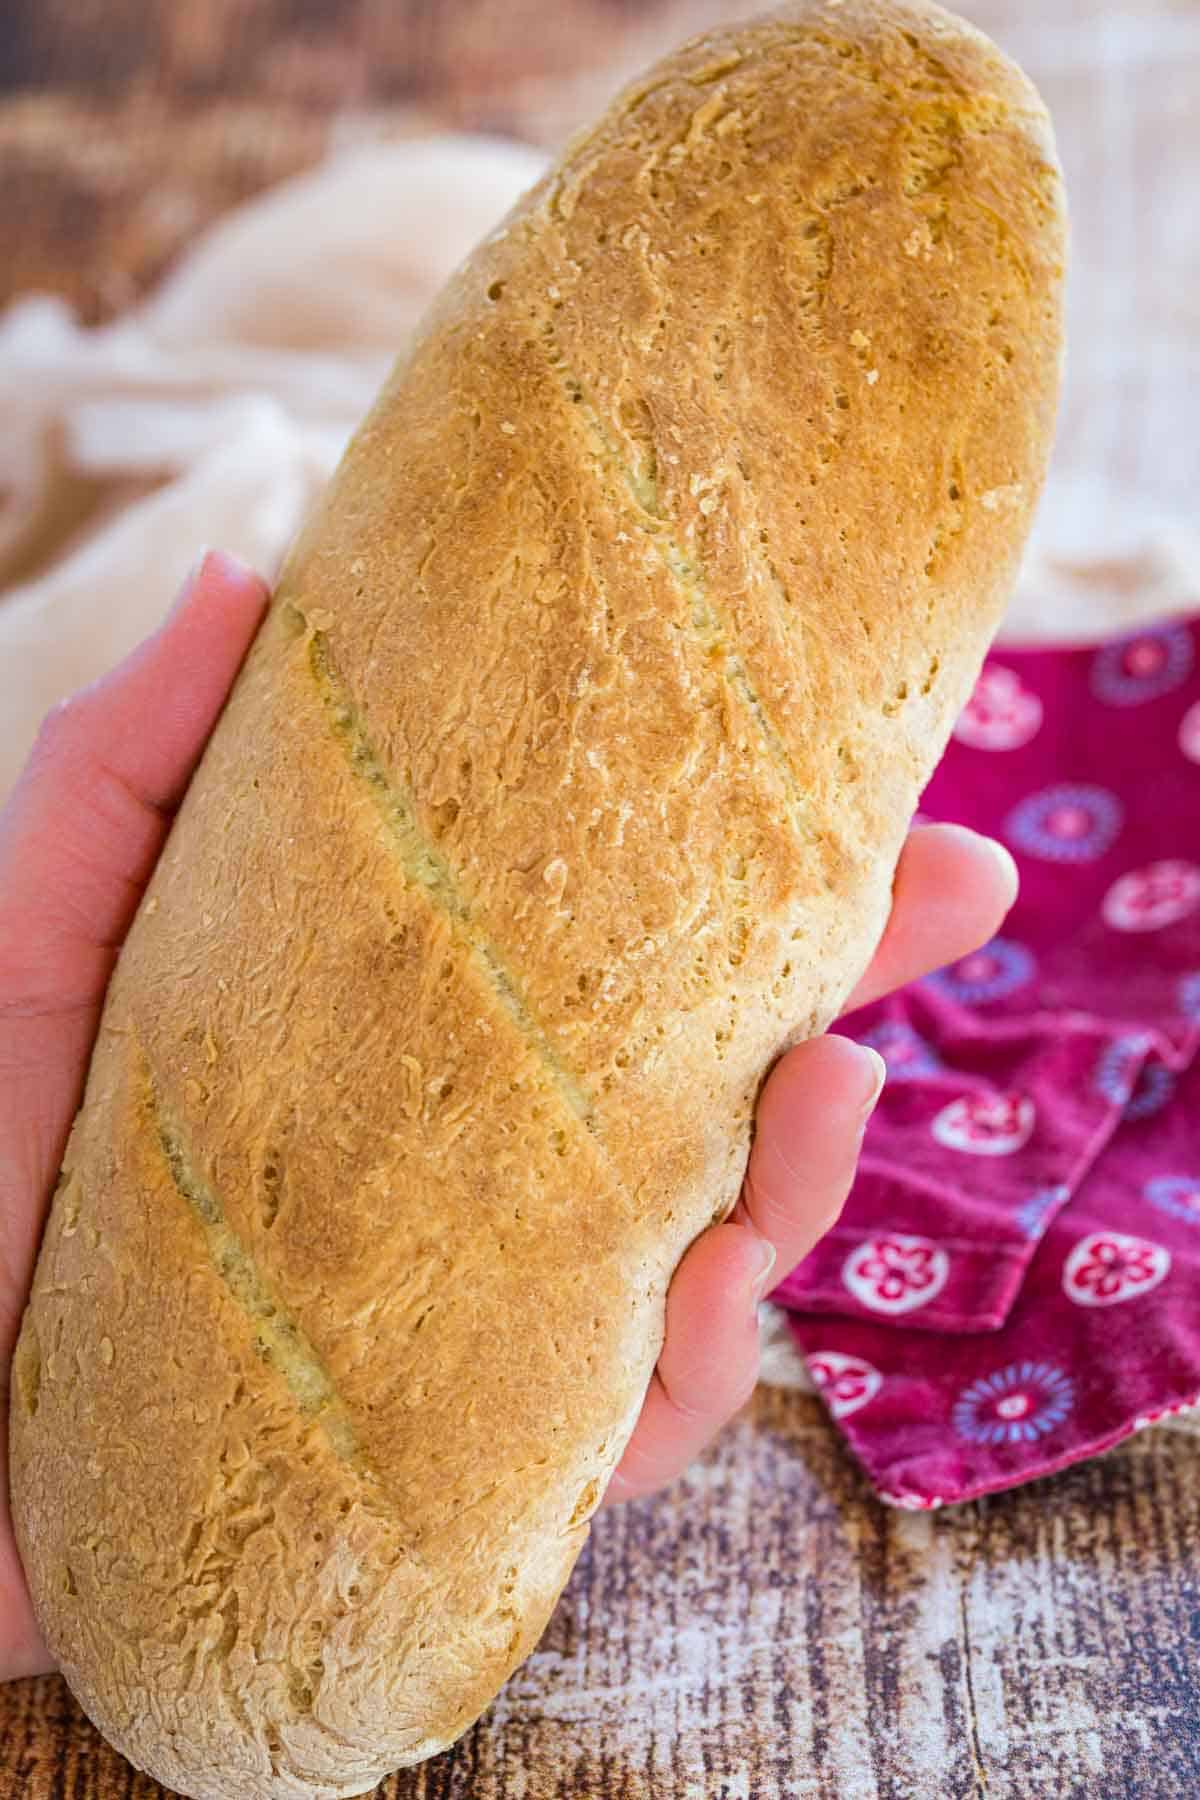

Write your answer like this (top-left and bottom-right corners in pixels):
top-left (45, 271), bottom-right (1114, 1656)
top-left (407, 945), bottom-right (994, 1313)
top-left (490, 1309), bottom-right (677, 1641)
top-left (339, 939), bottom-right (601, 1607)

top-left (11, 4), bottom-right (1065, 1794)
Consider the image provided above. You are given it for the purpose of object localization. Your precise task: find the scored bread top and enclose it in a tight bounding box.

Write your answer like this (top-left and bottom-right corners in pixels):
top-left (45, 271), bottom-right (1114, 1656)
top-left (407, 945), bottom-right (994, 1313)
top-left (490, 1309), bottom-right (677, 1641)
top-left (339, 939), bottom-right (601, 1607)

top-left (12, 4), bottom-right (1065, 1795)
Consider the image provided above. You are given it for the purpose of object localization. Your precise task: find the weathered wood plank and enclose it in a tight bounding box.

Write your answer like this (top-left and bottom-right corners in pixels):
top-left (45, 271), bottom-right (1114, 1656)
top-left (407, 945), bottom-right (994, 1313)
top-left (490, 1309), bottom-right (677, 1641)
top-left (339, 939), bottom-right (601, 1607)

top-left (3, 1388), bottom-right (1198, 1797)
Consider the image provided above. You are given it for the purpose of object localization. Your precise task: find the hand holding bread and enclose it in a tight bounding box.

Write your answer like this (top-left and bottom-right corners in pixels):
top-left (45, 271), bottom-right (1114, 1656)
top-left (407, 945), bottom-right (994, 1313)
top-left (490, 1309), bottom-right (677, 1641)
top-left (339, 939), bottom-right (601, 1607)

top-left (8, 1), bottom-right (1065, 1792)
top-left (0, 554), bottom-right (1015, 1673)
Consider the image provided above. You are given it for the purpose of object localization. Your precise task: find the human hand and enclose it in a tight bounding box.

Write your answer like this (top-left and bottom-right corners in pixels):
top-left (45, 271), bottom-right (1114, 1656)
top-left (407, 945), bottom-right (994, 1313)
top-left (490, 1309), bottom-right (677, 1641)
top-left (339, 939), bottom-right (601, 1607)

top-left (605, 821), bottom-right (1016, 1501)
top-left (0, 550), bottom-right (1015, 1680)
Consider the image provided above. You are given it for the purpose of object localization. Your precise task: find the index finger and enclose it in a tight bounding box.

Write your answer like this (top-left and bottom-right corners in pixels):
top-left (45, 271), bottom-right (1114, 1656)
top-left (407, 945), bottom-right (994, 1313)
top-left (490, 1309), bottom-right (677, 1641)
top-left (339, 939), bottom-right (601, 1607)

top-left (0, 552), bottom-right (268, 1320)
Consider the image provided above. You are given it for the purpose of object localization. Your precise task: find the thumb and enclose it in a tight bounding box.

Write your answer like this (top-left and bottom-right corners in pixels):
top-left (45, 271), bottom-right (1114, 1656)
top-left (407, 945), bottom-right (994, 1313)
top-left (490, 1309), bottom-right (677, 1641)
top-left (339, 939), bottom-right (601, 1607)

top-left (0, 550), bottom-right (268, 1293)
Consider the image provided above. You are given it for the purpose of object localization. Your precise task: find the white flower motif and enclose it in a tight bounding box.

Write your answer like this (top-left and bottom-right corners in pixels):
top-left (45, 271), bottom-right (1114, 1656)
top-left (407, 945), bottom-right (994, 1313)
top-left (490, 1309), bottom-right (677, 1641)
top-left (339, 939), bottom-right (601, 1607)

top-left (1062, 1230), bottom-right (1171, 1307)
top-left (1180, 701), bottom-right (1200, 765)
top-left (953, 665), bottom-right (1043, 750)
top-left (931, 1091), bottom-right (1035, 1157)
top-left (1102, 862), bottom-right (1200, 933)
top-left (842, 1233), bottom-right (950, 1316)
top-left (806, 1352), bottom-right (883, 1419)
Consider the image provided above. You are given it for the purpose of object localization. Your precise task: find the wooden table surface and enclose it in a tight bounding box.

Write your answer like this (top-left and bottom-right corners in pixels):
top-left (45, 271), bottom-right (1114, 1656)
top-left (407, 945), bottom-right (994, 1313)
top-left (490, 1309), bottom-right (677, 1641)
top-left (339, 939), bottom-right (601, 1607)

top-left (3, 1), bottom-right (1199, 1795)
top-left (4, 1387), bottom-right (1200, 1797)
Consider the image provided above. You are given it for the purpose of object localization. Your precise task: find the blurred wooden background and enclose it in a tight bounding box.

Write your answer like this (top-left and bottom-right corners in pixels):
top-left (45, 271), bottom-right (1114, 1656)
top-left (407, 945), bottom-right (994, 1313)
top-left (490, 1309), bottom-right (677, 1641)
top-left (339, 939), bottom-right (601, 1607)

top-left (0, 0), bottom-right (661, 321)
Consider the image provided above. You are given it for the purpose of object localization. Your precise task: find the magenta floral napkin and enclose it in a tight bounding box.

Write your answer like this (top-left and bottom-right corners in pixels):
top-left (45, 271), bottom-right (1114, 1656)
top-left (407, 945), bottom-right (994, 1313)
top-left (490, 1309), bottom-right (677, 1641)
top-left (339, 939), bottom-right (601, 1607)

top-left (773, 616), bottom-right (1200, 1507)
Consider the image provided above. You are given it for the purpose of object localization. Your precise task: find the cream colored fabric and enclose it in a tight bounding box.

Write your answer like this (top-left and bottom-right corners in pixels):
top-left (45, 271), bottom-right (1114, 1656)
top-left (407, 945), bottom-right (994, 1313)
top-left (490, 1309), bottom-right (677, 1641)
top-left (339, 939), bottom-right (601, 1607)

top-left (983, 1), bottom-right (1200, 643)
top-left (0, 135), bottom-right (546, 799)
top-left (0, 2), bottom-right (1196, 803)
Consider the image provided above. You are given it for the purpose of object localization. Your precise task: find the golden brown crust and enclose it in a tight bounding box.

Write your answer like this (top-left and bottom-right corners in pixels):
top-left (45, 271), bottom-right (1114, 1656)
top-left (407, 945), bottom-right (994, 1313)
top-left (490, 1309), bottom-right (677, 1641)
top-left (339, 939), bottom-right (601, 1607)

top-left (11, 3), bottom-right (1065, 1794)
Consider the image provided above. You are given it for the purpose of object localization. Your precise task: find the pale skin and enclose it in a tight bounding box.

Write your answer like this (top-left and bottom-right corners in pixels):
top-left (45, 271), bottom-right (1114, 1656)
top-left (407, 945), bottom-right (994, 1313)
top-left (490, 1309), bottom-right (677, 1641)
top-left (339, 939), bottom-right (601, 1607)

top-left (0, 552), bottom-right (1016, 1681)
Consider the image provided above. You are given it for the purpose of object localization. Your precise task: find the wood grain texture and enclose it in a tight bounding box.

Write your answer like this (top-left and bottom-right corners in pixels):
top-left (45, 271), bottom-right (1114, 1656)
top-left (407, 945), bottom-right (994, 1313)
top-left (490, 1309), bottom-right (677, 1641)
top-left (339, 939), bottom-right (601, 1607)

top-left (3, 1388), bottom-right (1200, 1797)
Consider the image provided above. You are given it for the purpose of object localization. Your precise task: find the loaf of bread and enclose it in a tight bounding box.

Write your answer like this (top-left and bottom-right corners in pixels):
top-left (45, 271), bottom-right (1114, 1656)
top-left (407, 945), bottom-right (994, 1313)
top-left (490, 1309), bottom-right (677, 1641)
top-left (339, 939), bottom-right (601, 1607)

top-left (10, 3), bottom-right (1065, 1793)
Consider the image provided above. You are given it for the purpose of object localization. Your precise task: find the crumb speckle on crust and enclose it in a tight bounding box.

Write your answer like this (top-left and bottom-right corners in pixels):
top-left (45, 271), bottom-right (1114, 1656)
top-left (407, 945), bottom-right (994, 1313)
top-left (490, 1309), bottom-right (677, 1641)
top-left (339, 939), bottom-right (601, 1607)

top-left (11, 4), bottom-right (1064, 1796)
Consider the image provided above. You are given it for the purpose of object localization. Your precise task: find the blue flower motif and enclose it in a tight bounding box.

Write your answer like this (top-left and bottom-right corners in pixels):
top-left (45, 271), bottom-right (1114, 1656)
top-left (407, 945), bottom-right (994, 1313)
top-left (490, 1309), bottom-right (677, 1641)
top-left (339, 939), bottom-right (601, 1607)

top-left (1005, 783), bottom-right (1123, 863)
top-left (1014, 1185), bottom-right (1069, 1239)
top-left (1125, 1062), bottom-right (1176, 1120)
top-left (1093, 1034), bottom-right (1149, 1106)
top-left (858, 1021), bottom-right (942, 1081)
top-left (1091, 624), bottom-right (1194, 706)
top-left (1095, 1038), bottom-right (1176, 1119)
top-left (1180, 973), bottom-right (1200, 1022)
top-left (926, 937), bottom-right (1036, 1004)
top-left (1145, 1175), bottom-right (1200, 1227)
top-left (953, 1362), bottom-right (1075, 1446)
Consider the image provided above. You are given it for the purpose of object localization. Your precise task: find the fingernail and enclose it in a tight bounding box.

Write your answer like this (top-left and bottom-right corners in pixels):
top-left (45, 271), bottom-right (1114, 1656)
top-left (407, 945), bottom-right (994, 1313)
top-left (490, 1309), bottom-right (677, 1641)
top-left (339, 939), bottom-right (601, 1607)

top-left (204, 548), bottom-right (259, 587)
top-left (974, 831), bottom-right (1019, 897)
top-left (940, 822), bottom-right (1019, 900)
top-left (165, 549), bottom-right (210, 622)
top-left (166, 549), bottom-right (261, 624)
top-left (855, 1044), bottom-right (887, 1117)
top-left (749, 1238), bottom-right (778, 1305)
